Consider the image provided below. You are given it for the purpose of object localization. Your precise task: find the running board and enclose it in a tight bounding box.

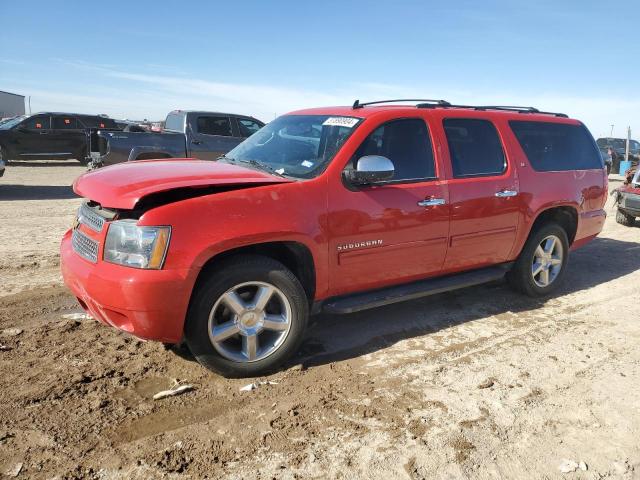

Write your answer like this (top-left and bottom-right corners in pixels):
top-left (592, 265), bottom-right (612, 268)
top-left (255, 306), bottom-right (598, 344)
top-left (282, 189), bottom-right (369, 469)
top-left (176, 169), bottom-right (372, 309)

top-left (321, 263), bottom-right (513, 314)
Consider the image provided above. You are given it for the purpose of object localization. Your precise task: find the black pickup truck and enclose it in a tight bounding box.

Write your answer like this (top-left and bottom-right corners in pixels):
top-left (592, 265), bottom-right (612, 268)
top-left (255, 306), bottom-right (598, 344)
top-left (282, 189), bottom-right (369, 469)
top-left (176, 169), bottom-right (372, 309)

top-left (88, 110), bottom-right (264, 167)
top-left (0, 113), bottom-right (119, 166)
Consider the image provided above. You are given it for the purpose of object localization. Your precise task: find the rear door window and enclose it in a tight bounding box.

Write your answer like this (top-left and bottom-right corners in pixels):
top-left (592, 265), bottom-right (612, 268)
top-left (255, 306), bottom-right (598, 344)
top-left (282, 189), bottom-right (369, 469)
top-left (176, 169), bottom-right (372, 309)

top-left (22, 115), bottom-right (51, 130)
top-left (444, 118), bottom-right (506, 178)
top-left (348, 118), bottom-right (436, 182)
top-left (509, 121), bottom-right (602, 171)
top-left (197, 116), bottom-right (233, 136)
top-left (52, 115), bottom-right (79, 129)
top-left (80, 116), bottom-right (116, 129)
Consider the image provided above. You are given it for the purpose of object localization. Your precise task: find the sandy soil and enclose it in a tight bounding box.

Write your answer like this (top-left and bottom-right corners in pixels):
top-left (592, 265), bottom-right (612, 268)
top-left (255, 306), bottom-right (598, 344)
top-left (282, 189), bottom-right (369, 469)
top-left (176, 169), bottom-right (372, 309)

top-left (0, 161), bottom-right (639, 479)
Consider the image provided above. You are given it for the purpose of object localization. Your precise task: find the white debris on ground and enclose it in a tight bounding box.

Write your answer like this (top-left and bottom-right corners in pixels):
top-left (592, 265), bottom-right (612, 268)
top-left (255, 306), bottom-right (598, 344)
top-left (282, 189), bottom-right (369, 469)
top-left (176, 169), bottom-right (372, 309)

top-left (61, 313), bottom-right (92, 321)
top-left (1, 328), bottom-right (22, 337)
top-left (240, 380), bottom-right (279, 392)
top-left (152, 383), bottom-right (194, 400)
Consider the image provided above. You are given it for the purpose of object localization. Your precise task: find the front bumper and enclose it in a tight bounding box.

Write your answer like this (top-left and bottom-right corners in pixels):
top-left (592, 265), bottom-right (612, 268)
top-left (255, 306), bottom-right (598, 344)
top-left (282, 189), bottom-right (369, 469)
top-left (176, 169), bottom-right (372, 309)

top-left (60, 229), bottom-right (195, 343)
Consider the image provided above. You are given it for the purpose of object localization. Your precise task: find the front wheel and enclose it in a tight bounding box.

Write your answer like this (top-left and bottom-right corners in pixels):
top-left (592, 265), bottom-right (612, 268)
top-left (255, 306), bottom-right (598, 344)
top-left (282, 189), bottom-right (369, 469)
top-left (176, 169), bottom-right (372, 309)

top-left (507, 223), bottom-right (569, 297)
top-left (184, 255), bottom-right (309, 378)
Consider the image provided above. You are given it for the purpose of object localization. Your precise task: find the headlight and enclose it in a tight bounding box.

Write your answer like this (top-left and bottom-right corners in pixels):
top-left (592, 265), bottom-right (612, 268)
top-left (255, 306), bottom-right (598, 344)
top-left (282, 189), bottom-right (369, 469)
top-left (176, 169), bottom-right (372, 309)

top-left (104, 220), bottom-right (171, 269)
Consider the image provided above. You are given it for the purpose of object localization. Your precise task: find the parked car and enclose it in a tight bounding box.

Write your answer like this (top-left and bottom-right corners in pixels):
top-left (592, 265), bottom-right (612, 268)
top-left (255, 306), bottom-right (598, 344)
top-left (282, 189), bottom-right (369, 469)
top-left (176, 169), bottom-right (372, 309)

top-left (0, 113), bottom-right (119, 166)
top-left (615, 166), bottom-right (640, 226)
top-left (61, 100), bottom-right (608, 377)
top-left (87, 110), bottom-right (265, 168)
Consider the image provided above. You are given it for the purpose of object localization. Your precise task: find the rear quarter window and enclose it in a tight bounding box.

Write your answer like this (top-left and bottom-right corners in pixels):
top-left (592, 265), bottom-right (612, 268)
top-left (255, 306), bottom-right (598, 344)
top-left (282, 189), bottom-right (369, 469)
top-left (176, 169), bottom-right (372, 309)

top-left (510, 121), bottom-right (602, 171)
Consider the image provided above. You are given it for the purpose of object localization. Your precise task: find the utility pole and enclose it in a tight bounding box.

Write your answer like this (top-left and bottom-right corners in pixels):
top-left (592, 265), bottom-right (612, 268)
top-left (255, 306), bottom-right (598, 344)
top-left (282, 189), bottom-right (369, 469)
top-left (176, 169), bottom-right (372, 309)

top-left (625, 126), bottom-right (631, 161)
top-left (610, 124), bottom-right (614, 137)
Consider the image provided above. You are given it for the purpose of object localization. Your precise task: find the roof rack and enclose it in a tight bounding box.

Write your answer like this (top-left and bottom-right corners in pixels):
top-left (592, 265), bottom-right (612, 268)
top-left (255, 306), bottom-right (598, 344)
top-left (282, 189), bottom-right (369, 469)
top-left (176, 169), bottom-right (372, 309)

top-left (352, 99), bottom-right (451, 109)
top-left (417, 102), bottom-right (567, 117)
top-left (352, 99), bottom-right (568, 118)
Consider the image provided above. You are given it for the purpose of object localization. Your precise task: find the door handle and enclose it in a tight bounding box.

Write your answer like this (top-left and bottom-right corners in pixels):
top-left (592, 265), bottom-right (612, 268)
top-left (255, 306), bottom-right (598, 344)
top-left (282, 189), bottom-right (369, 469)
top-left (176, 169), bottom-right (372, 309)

top-left (192, 140), bottom-right (202, 145)
top-left (495, 189), bottom-right (518, 197)
top-left (417, 198), bottom-right (446, 207)
top-left (39, 131), bottom-right (49, 135)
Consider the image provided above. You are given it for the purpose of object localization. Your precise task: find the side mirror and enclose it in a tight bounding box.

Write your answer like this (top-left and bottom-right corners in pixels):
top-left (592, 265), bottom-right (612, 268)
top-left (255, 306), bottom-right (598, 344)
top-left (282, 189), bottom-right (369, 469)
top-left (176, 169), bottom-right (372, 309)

top-left (346, 155), bottom-right (395, 185)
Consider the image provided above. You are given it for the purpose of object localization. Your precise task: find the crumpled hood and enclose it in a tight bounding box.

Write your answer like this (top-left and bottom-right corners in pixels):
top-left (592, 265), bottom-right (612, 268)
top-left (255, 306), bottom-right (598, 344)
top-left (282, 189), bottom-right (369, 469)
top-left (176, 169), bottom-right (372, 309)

top-left (73, 159), bottom-right (292, 209)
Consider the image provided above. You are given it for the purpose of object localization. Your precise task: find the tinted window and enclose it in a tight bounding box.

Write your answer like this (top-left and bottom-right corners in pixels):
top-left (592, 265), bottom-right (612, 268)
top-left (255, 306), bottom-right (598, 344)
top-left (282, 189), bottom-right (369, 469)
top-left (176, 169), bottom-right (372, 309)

top-left (52, 115), bottom-right (79, 129)
top-left (238, 118), bottom-right (262, 137)
top-left (164, 113), bottom-right (185, 132)
top-left (444, 118), bottom-right (506, 177)
top-left (22, 115), bottom-right (50, 130)
top-left (197, 116), bottom-right (232, 136)
top-left (510, 121), bottom-right (602, 171)
top-left (349, 118), bottom-right (435, 181)
top-left (80, 116), bottom-right (116, 129)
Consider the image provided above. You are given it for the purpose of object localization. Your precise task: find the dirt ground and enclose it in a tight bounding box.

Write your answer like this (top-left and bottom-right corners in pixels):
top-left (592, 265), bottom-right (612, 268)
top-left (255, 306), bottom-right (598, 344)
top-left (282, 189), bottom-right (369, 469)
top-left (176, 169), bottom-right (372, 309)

top-left (0, 160), bottom-right (639, 479)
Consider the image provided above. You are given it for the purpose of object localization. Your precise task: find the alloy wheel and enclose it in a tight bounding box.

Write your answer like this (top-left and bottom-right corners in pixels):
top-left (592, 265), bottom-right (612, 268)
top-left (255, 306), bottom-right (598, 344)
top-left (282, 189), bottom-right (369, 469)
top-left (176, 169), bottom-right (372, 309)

top-left (531, 235), bottom-right (564, 288)
top-left (207, 281), bottom-right (292, 363)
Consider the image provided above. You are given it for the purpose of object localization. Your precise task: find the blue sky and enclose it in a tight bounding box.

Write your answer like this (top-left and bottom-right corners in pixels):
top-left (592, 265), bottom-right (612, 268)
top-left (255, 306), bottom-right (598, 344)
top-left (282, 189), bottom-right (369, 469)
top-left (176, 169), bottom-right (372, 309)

top-left (0, 0), bottom-right (638, 138)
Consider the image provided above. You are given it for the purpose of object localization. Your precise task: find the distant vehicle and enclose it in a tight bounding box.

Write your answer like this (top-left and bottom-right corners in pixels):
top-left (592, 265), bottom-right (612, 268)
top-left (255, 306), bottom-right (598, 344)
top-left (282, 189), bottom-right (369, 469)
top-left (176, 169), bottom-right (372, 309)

top-left (615, 167), bottom-right (640, 226)
top-left (596, 137), bottom-right (640, 172)
top-left (88, 110), bottom-right (265, 168)
top-left (0, 113), bottom-right (120, 166)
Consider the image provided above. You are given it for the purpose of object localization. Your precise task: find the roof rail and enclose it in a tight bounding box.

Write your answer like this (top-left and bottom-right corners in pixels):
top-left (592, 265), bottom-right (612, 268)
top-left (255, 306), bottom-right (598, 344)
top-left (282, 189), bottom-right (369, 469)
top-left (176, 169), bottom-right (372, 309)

top-left (352, 99), bottom-right (451, 109)
top-left (416, 103), bottom-right (568, 118)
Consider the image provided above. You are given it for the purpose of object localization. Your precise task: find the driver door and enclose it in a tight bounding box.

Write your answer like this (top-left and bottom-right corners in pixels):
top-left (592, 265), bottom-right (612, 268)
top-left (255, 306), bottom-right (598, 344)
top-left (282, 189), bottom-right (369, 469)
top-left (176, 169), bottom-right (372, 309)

top-left (327, 117), bottom-right (450, 296)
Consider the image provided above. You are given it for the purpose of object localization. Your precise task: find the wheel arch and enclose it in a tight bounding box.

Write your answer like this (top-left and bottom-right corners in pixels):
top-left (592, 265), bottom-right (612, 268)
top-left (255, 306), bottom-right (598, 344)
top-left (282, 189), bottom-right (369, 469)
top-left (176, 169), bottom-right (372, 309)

top-left (192, 241), bottom-right (317, 307)
top-left (529, 205), bottom-right (578, 245)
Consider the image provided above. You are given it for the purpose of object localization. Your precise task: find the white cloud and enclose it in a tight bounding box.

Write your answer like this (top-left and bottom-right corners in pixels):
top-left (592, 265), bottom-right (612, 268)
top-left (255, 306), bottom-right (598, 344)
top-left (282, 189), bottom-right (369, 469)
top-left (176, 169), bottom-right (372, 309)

top-left (6, 62), bottom-right (638, 139)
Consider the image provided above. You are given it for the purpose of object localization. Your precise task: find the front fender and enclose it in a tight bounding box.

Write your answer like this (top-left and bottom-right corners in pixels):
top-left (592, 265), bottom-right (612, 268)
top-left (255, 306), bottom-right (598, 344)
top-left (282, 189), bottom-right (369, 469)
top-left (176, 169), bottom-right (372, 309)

top-left (128, 146), bottom-right (173, 161)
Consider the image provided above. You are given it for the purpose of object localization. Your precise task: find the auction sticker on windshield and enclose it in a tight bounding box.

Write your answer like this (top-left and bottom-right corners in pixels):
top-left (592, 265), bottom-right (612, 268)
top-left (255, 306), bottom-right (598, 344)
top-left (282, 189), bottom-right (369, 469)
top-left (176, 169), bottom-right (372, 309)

top-left (322, 117), bottom-right (360, 128)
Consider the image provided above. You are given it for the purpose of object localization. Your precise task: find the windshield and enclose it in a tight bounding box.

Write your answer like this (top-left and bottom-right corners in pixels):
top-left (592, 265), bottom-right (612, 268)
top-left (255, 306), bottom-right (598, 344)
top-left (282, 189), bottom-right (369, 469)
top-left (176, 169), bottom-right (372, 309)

top-left (223, 114), bottom-right (362, 179)
top-left (0, 116), bottom-right (26, 130)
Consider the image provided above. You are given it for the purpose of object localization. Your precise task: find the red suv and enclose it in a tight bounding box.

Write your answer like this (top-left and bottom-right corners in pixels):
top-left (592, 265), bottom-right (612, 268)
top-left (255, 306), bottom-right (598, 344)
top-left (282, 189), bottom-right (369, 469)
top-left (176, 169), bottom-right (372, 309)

top-left (61, 100), bottom-right (608, 377)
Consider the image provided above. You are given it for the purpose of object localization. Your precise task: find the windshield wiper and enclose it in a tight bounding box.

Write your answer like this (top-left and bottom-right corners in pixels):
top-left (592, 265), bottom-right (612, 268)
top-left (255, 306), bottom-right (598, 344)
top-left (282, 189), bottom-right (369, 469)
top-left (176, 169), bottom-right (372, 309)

top-left (217, 154), bottom-right (236, 163)
top-left (239, 159), bottom-right (287, 178)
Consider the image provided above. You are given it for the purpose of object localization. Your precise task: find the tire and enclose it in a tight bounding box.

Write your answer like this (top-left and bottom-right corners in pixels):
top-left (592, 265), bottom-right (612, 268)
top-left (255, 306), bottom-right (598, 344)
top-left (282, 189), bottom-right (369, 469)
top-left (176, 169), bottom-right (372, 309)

top-left (507, 223), bottom-right (569, 297)
top-left (184, 255), bottom-right (309, 378)
top-left (0, 146), bottom-right (9, 165)
top-left (76, 148), bottom-right (89, 166)
top-left (616, 209), bottom-right (636, 227)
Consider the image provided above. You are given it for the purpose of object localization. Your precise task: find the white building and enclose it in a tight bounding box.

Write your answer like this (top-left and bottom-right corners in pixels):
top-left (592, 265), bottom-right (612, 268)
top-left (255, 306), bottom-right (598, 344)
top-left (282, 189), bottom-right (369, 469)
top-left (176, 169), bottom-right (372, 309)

top-left (0, 90), bottom-right (25, 118)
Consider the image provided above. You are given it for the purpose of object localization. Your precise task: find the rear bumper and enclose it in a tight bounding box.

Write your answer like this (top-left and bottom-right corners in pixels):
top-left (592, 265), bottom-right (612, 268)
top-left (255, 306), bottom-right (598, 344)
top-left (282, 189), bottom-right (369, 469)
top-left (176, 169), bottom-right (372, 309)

top-left (572, 209), bottom-right (606, 250)
top-left (60, 230), bottom-right (195, 343)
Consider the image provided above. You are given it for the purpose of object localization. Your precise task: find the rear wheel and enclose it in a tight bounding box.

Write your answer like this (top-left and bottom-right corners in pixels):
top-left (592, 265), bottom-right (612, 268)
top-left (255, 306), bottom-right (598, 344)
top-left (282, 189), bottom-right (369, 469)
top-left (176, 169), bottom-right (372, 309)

top-left (616, 209), bottom-right (636, 227)
top-left (76, 148), bottom-right (89, 166)
top-left (507, 223), bottom-right (569, 297)
top-left (184, 255), bottom-right (309, 378)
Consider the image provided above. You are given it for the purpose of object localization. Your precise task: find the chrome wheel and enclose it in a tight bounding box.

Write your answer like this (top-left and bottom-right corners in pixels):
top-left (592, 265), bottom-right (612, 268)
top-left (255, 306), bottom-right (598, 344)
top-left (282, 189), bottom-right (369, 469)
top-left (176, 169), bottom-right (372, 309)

top-left (531, 235), bottom-right (563, 288)
top-left (207, 281), bottom-right (292, 363)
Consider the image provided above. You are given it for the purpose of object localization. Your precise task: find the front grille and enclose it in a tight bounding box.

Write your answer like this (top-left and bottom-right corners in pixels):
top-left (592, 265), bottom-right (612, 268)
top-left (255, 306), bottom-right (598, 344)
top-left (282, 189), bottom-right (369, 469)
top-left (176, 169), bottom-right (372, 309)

top-left (72, 228), bottom-right (99, 263)
top-left (78, 202), bottom-right (105, 232)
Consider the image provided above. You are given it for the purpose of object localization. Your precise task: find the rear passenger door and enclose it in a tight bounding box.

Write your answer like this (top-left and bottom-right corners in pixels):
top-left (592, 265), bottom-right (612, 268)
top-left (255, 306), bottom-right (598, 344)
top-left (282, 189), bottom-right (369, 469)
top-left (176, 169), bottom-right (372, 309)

top-left (50, 115), bottom-right (85, 158)
top-left (442, 118), bottom-right (520, 271)
top-left (189, 115), bottom-right (243, 160)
